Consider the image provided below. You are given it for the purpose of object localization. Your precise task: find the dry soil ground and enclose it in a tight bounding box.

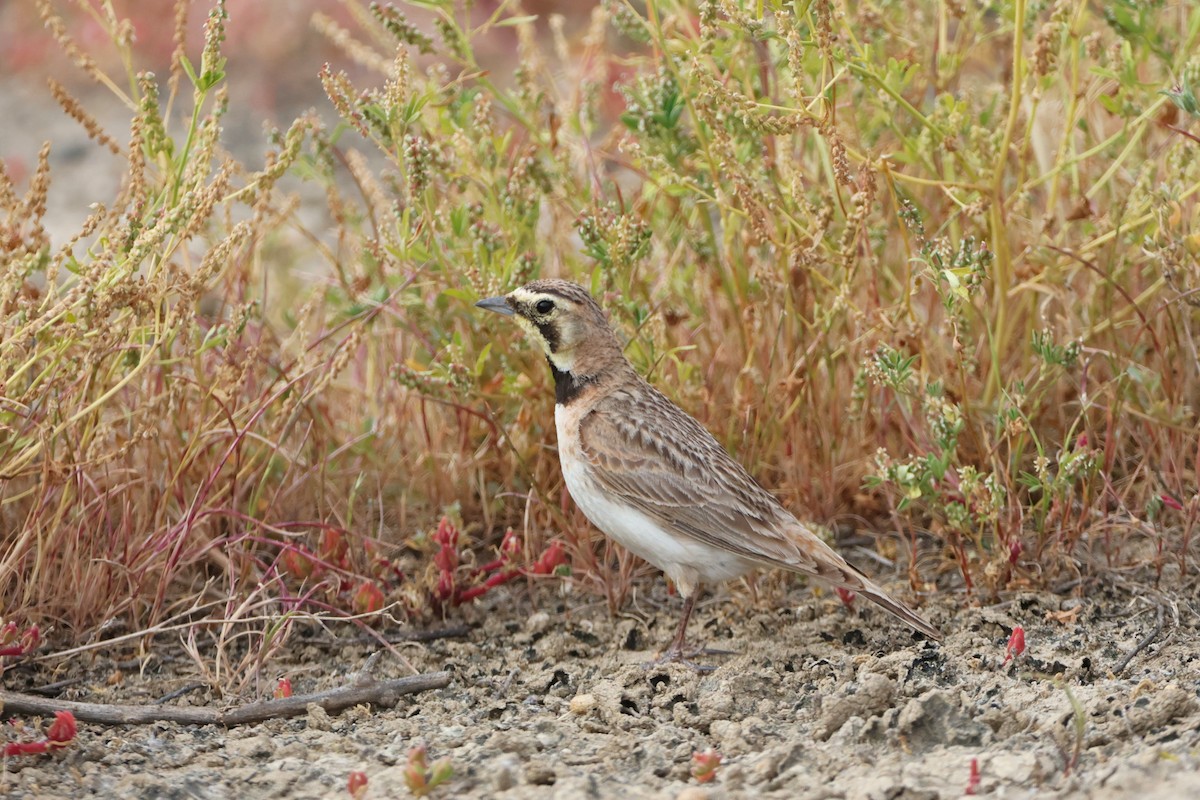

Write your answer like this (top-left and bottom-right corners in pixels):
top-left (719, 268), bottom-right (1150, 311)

top-left (4, 567), bottom-right (1199, 800)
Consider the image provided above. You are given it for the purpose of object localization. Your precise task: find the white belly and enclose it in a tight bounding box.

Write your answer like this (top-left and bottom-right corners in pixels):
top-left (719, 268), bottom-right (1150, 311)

top-left (554, 405), bottom-right (751, 594)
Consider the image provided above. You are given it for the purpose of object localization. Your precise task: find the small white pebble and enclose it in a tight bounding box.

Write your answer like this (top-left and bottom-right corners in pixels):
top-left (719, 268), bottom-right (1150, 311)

top-left (525, 611), bottom-right (551, 633)
top-left (569, 693), bottom-right (597, 715)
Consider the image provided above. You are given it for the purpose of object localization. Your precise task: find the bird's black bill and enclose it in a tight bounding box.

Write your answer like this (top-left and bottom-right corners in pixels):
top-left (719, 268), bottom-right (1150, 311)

top-left (475, 296), bottom-right (514, 315)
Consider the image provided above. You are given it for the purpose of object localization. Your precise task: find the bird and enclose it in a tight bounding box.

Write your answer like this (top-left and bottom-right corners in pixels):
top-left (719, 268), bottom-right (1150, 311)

top-left (476, 279), bottom-right (940, 664)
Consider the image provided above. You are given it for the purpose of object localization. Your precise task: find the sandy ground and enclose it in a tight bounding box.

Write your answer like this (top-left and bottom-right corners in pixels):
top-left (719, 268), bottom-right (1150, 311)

top-left (4, 567), bottom-right (1199, 800)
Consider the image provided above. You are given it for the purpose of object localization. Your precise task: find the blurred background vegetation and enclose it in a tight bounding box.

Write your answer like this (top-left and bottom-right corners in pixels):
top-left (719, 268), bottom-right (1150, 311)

top-left (1, 0), bottom-right (1198, 685)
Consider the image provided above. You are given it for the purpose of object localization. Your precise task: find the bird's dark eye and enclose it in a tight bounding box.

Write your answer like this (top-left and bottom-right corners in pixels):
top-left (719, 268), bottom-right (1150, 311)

top-left (534, 299), bottom-right (555, 315)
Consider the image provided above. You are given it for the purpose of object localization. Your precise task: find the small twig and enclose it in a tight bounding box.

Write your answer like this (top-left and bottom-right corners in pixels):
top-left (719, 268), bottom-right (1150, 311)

top-left (25, 656), bottom-right (176, 697)
top-left (1050, 578), bottom-right (1086, 595)
top-left (354, 651), bottom-right (382, 684)
top-left (155, 682), bottom-right (206, 704)
top-left (1095, 605), bottom-right (1156, 621)
top-left (494, 668), bottom-right (520, 698)
top-left (1165, 124), bottom-right (1200, 145)
top-left (1113, 605), bottom-right (1165, 675)
top-left (24, 675), bottom-right (89, 696)
top-left (0, 670), bottom-right (451, 728)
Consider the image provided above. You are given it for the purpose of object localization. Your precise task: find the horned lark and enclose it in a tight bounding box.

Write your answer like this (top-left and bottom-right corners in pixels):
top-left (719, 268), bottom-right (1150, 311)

top-left (477, 279), bottom-right (940, 662)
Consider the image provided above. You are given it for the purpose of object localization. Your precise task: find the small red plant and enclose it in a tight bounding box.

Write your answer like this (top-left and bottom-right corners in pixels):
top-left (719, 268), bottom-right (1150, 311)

top-left (4, 711), bottom-right (78, 757)
top-left (281, 546), bottom-right (317, 581)
top-left (1160, 493), bottom-right (1184, 511)
top-left (1003, 625), bottom-right (1026, 665)
top-left (347, 770), bottom-right (368, 799)
top-left (835, 587), bottom-right (856, 610)
top-left (320, 526), bottom-right (350, 568)
top-left (403, 745), bottom-right (452, 796)
top-left (352, 581), bottom-right (385, 614)
top-left (429, 518), bottom-right (569, 610)
top-left (530, 541), bottom-right (566, 575)
top-left (433, 570), bottom-right (456, 606)
top-left (274, 518), bottom-right (570, 620)
top-left (274, 677), bottom-right (293, 699)
top-left (366, 540), bottom-right (405, 583)
top-left (500, 528), bottom-right (522, 560)
top-left (0, 621), bottom-right (40, 658)
top-left (965, 757), bottom-right (980, 795)
top-left (691, 749), bottom-right (721, 783)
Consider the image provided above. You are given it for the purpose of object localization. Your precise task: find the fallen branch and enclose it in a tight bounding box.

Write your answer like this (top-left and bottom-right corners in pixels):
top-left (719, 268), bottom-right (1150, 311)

top-left (1, 668), bottom-right (451, 728)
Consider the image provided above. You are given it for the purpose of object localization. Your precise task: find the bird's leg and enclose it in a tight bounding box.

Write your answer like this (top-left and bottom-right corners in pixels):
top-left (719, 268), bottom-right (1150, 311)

top-left (665, 591), bottom-right (699, 659)
top-left (651, 590), bottom-right (738, 671)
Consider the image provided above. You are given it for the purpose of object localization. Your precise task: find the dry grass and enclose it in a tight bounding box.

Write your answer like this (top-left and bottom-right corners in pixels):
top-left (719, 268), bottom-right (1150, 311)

top-left (2, 0), bottom-right (1199, 689)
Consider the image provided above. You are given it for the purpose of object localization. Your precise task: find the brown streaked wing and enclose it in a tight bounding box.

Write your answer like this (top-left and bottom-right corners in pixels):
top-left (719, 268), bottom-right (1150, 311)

top-left (577, 381), bottom-right (815, 568)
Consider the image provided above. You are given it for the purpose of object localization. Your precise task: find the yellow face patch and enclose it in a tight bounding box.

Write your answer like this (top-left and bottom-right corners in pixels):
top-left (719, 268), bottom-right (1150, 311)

top-left (479, 283), bottom-right (594, 375)
top-left (505, 288), bottom-right (578, 362)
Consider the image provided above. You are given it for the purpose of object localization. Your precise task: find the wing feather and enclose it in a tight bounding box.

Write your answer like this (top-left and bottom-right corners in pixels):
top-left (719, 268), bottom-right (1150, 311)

top-left (577, 382), bottom-right (805, 566)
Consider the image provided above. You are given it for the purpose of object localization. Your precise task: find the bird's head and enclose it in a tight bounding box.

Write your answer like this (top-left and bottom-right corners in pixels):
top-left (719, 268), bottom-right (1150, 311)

top-left (475, 279), bottom-right (622, 377)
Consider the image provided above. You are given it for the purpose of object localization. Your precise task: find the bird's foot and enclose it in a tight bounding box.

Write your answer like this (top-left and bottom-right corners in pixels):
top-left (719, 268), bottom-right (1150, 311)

top-left (644, 643), bottom-right (738, 673)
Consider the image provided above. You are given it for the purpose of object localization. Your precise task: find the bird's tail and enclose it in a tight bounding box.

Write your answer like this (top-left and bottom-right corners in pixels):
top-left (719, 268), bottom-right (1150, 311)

top-left (850, 577), bottom-right (942, 641)
top-left (776, 521), bottom-right (942, 640)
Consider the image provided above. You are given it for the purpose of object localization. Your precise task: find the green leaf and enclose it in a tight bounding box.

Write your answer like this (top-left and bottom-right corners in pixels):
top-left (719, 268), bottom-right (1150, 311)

top-left (198, 325), bottom-right (228, 353)
top-left (496, 14), bottom-right (538, 27)
top-left (474, 342), bottom-right (493, 376)
top-left (197, 57), bottom-right (227, 91)
top-left (441, 287), bottom-right (476, 304)
top-left (179, 54), bottom-right (198, 86)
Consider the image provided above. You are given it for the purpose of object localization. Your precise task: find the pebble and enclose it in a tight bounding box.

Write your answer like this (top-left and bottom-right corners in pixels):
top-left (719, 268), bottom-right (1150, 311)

top-left (305, 702), bottom-right (333, 731)
top-left (491, 754), bottom-right (521, 791)
top-left (569, 693), bottom-right (597, 715)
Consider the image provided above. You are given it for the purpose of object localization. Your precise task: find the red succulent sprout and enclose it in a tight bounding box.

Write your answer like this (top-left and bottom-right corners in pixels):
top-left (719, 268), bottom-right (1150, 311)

top-left (347, 770), bottom-right (368, 799)
top-left (433, 570), bottom-right (456, 606)
top-left (965, 758), bottom-right (981, 795)
top-left (1003, 625), bottom-right (1026, 665)
top-left (433, 516), bottom-right (458, 550)
top-left (281, 546), bottom-right (317, 581)
top-left (320, 526), bottom-right (350, 568)
top-left (4, 711), bottom-right (78, 757)
top-left (433, 539), bottom-right (458, 574)
top-left (0, 621), bottom-right (40, 658)
top-left (500, 528), bottom-right (522, 561)
top-left (352, 581), bottom-right (384, 615)
top-left (691, 749), bottom-right (721, 783)
top-left (530, 541), bottom-right (566, 575)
